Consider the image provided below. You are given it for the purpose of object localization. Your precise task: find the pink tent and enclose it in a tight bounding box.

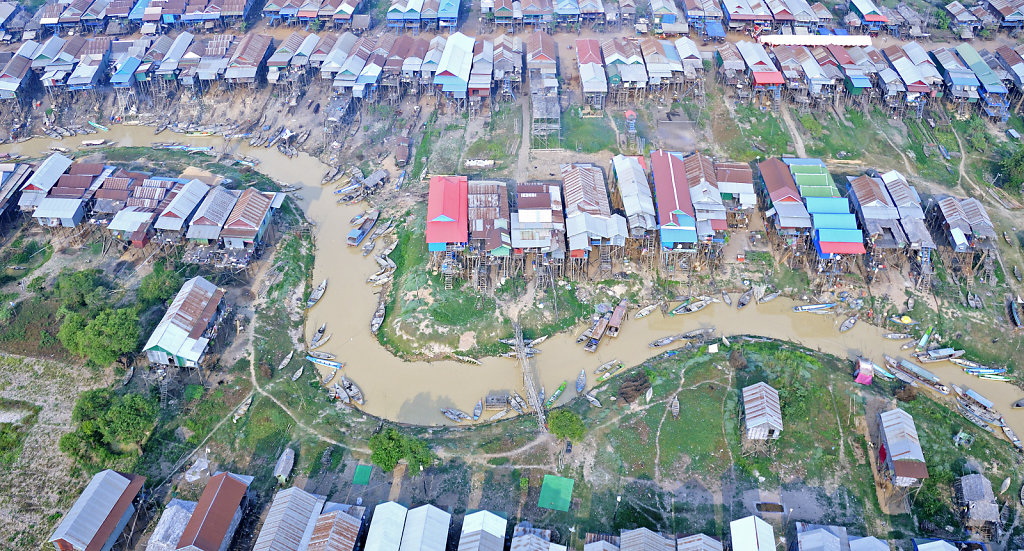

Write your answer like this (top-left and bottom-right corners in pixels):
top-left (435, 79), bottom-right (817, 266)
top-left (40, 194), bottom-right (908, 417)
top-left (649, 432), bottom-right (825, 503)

top-left (853, 357), bottom-right (873, 385)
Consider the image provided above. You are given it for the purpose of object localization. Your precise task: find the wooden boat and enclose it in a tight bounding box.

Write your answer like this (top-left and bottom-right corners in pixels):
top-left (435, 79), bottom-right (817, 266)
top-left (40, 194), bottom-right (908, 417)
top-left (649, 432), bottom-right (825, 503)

top-left (545, 382), bottom-right (565, 408)
top-left (323, 166), bottom-right (340, 184)
top-left (332, 383), bottom-right (350, 404)
top-left (839, 315), bottom-right (858, 333)
top-left (1008, 298), bottom-right (1022, 328)
top-left (361, 240), bottom-right (376, 256)
top-left (977, 374), bottom-right (1011, 381)
top-left (576, 369), bottom-right (586, 393)
top-left (672, 297), bottom-right (712, 316)
top-left (306, 355), bottom-right (343, 370)
top-left (889, 315), bottom-right (919, 326)
top-left (649, 335), bottom-right (681, 347)
top-left (721, 291), bottom-right (732, 306)
top-left (121, 365), bottom-right (134, 386)
top-left (441, 408), bottom-right (470, 422)
top-left (347, 210), bottom-right (379, 246)
top-left (606, 299), bottom-right (628, 337)
top-left (884, 355), bottom-right (949, 395)
top-left (883, 332), bottom-right (913, 340)
top-left (597, 363), bottom-right (627, 383)
top-left (310, 323), bottom-right (326, 346)
top-left (900, 340), bottom-right (917, 350)
top-left (595, 359), bottom-right (621, 374)
top-left (349, 211), bottom-right (368, 225)
top-left (509, 392), bottom-right (526, 414)
top-left (913, 347), bottom-right (965, 363)
top-left (957, 402), bottom-right (995, 433)
top-left (310, 334), bottom-right (332, 349)
top-left (907, 297), bottom-right (915, 312)
top-left (370, 301), bottom-right (386, 335)
top-left (577, 317), bottom-right (601, 343)
top-left (1015, 265), bottom-right (1022, 282)
top-left (670, 395), bottom-right (680, 418)
top-left (309, 351), bottom-right (335, 360)
top-left (793, 302), bottom-right (836, 312)
top-left (645, 386), bottom-right (653, 403)
top-left (291, 366), bottom-right (303, 381)
top-left (1004, 231), bottom-right (1012, 244)
top-left (277, 351), bottom-right (295, 371)
top-left (916, 326), bottom-right (933, 350)
top-left (233, 396), bottom-right (252, 423)
top-left (488, 408), bottom-right (510, 421)
top-left (538, 387), bottom-right (545, 406)
top-left (584, 313), bottom-right (612, 352)
top-left (473, 400), bottom-right (483, 420)
top-left (341, 377), bottom-right (364, 405)
top-left (1020, 483), bottom-right (1024, 508)
top-left (585, 391), bottom-right (602, 408)
top-left (737, 289), bottom-right (754, 309)
top-left (635, 303), bottom-right (660, 319)
top-left (1013, 398), bottom-right (1024, 409)
top-left (759, 291), bottom-right (780, 303)
top-left (681, 327), bottom-right (715, 340)
top-left (528, 336), bottom-right (548, 347)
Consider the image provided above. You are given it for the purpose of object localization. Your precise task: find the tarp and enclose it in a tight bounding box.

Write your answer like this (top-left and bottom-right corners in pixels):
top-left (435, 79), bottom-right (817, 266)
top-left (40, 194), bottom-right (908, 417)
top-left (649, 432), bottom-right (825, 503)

top-left (706, 19), bottom-right (725, 37)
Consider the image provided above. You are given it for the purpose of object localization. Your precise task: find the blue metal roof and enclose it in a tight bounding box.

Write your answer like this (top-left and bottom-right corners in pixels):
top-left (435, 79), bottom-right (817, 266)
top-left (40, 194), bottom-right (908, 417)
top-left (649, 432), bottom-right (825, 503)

top-left (804, 196), bottom-right (850, 214)
top-left (848, 74), bottom-right (871, 87)
top-left (706, 20), bottom-right (725, 37)
top-left (660, 226), bottom-right (698, 244)
top-left (812, 213), bottom-right (858, 230)
top-left (947, 71), bottom-right (979, 87)
top-left (129, 0), bottom-right (150, 20)
top-left (111, 57), bottom-right (142, 85)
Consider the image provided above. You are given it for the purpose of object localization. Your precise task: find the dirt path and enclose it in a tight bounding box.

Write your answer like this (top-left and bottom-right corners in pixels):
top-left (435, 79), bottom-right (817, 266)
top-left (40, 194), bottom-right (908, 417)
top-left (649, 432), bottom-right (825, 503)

top-left (779, 108), bottom-right (807, 158)
top-left (387, 464), bottom-right (407, 500)
top-left (514, 101), bottom-right (531, 181)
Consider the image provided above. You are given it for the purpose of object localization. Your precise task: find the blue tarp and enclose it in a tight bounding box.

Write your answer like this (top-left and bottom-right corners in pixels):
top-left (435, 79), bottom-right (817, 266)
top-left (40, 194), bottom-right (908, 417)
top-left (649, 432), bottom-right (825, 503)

top-left (812, 213), bottom-right (858, 230)
top-left (129, 0), bottom-right (151, 20)
top-left (706, 20), bottom-right (725, 37)
top-left (805, 196), bottom-right (850, 214)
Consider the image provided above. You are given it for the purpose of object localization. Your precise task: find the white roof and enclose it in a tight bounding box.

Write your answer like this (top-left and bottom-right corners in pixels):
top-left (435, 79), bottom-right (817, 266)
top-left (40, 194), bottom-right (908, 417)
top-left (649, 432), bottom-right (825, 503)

top-left (579, 62), bottom-right (607, 93)
top-left (399, 504), bottom-right (451, 551)
top-left (252, 487), bottom-right (325, 551)
top-left (461, 510), bottom-right (506, 537)
top-left (155, 179), bottom-right (210, 231)
top-left (730, 516), bottom-right (776, 551)
top-left (759, 34), bottom-right (872, 47)
top-left (677, 534), bottom-right (723, 551)
top-left (32, 196), bottom-right (82, 219)
top-left (797, 528), bottom-right (841, 551)
top-left (21, 152), bottom-right (71, 194)
top-left (612, 154), bottom-right (656, 235)
top-left (366, 501), bottom-right (409, 551)
top-left (917, 542), bottom-right (956, 551)
top-left (142, 276), bottom-right (220, 362)
top-left (435, 31), bottom-right (474, 83)
top-left (49, 470), bottom-right (134, 549)
top-left (848, 537), bottom-right (889, 551)
top-left (108, 206), bottom-right (155, 233)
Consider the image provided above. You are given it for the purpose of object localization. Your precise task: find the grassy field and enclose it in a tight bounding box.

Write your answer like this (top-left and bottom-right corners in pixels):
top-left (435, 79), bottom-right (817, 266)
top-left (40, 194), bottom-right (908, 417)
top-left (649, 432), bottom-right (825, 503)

top-left (721, 103), bottom-right (791, 162)
top-left (562, 108), bottom-right (619, 153)
top-left (463, 104), bottom-right (522, 177)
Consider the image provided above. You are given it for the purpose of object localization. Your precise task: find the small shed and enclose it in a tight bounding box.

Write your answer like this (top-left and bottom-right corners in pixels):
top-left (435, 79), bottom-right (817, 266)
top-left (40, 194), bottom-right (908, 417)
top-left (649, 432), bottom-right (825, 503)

top-left (955, 474), bottom-right (999, 538)
top-left (878, 408), bottom-right (928, 488)
top-left (741, 382), bottom-right (783, 440)
top-left (273, 448), bottom-right (295, 484)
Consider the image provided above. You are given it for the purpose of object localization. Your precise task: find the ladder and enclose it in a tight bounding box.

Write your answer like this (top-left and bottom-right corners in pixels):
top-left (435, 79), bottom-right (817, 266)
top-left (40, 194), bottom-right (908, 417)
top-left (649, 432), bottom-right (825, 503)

top-left (159, 375), bottom-right (169, 409)
top-left (599, 243), bottom-right (612, 275)
top-left (443, 251), bottom-right (455, 290)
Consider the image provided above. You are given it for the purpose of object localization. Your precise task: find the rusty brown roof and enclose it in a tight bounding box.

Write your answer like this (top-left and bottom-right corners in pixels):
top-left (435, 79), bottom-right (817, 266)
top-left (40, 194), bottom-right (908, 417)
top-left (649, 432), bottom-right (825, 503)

top-left (70, 163), bottom-right (104, 176)
top-left (308, 509), bottom-right (364, 551)
top-left (849, 174), bottom-right (892, 206)
top-left (715, 161), bottom-right (753, 184)
top-left (892, 459), bottom-right (929, 479)
top-left (176, 473), bottom-right (247, 551)
top-left (467, 180), bottom-right (510, 251)
top-left (221, 188), bottom-right (273, 239)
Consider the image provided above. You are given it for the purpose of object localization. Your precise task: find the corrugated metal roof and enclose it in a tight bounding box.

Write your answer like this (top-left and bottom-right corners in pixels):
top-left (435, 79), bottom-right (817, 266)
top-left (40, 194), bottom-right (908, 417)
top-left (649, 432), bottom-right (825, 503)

top-left (848, 537), bottom-right (888, 551)
top-left (308, 507), bottom-right (364, 551)
top-left (457, 511), bottom-right (506, 551)
top-left (612, 154), bottom-right (656, 235)
top-left (651, 150), bottom-right (695, 226)
top-left (177, 472), bottom-right (249, 551)
top-left (879, 408), bottom-right (926, 468)
top-left (365, 501), bottom-right (408, 551)
top-left (400, 504), bottom-right (450, 551)
top-left (155, 179), bottom-right (210, 231)
top-left (742, 382), bottom-right (782, 432)
top-left (467, 180), bottom-right (511, 252)
top-left (221, 187), bottom-right (273, 239)
top-left (143, 276), bottom-right (223, 362)
top-left (730, 516), bottom-right (775, 551)
top-left (620, 527), bottom-right (675, 551)
top-left (21, 152), bottom-right (72, 194)
top-left (185, 186), bottom-right (237, 239)
top-left (677, 534), bottom-right (723, 551)
top-left (426, 175), bottom-right (468, 244)
top-left (33, 196), bottom-right (82, 219)
top-left (252, 487), bottom-right (325, 551)
top-left (50, 470), bottom-right (145, 551)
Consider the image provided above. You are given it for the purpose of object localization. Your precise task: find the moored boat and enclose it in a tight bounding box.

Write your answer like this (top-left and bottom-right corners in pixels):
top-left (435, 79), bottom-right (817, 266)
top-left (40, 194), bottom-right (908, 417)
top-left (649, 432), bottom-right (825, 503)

top-left (884, 355), bottom-right (949, 394)
top-left (606, 299), bottom-right (628, 337)
top-left (650, 335), bottom-right (681, 347)
top-left (584, 313), bottom-right (612, 352)
top-left (528, 336), bottom-right (548, 347)
top-left (883, 333), bottom-right (913, 340)
top-left (510, 392), bottom-right (526, 414)
top-left (737, 289), bottom-right (753, 309)
top-left (670, 395), bottom-right (680, 418)
top-left (121, 365), bottom-right (134, 386)
top-left (957, 402), bottom-right (995, 433)
top-left (1013, 398), bottom-right (1024, 408)
top-left (488, 408), bottom-right (510, 421)
top-left (291, 366), bottom-right (303, 381)
top-left (306, 355), bottom-right (343, 369)
top-left (889, 315), bottom-right (919, 326)
top-left (347, 210), bottom-right (379, 246)
top-left (370, 300), bottom-right (386, 335)
top-left (233, 396), bottom-right (252, 423)
top-left (793, 302), bottom-right (836, 312)
top-left (309, 351), bottom-right (335, 360)
top-left (635, 303), bottom-right (660, 319)
top-left (759, 291), bottom-right (780, 303)
top-left (1002, 425), bottom-right (1023, 451)
top-left (672, 297), bottom-right (712, 315)
top-left (473, 400), bottom-right (483, 420)
top-left (913, 347), bottom-right (965, 363)
top-left (721, 291), bottom-right (732, 306)
top-left (361, 240), bottom-right (376, 256)
top-left (310, 334), bottom-right (331, 349)
top-left (441, 407), bottom-right (470, 422)
top-left (681, 327), bottom-right (715, 340)
top-left (341, 377), bottom-right (364, 405)
top-left (839, 315), bottom-right (858, 333)
top-left (577, 317), bottom-right (601, 344)
top-left (576, 369), bottom-right (586, 394)
top-left (585, 391), bottom-right (602, 408)
top-left (1015, 265), bottom-right (1022, 282)
top-left (595, 359), bottom-right (622, 374)
top-left (310, 323), bottom-right (326, 346)
top-left (900, 340), bottom-right (917, 350)
top-left (1008, 298), bottom-right (1022, 328)
top-left (277, 351), bottom-right (295, 371)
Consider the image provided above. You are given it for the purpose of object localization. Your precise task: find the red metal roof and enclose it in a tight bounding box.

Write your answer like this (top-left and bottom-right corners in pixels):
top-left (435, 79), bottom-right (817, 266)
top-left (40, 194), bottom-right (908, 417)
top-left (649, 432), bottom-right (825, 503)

top-left (221, 188), bottom-right (273, 239)
top-left (826, 45), bottom-right (854, 65)
top-left (575, 38), bottom-right (603, 65)
top-left (177, 473), bottom-right (247, 551)
top-left (818, 241), bottom-right (866, 254)
top-left (650, 150), bottom-right (694, 225)
top-left (752, 71), bottom-right (784, 85)
top-left (426, 175), bottom-right (468, 245)
top-left (758, 158), bottom-right (800, 203)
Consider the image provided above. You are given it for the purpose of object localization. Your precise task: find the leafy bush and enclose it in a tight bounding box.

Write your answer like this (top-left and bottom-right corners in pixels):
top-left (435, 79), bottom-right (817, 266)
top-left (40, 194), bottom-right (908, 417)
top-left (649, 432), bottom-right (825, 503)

top-left (548, 410), bottom-right (586, 441)
top-left (59, 389), bottom-right (158, 472)
top-left (137, 263), bottom-right (184, 308)
top-left (368, 427), bottom-right (434, 473)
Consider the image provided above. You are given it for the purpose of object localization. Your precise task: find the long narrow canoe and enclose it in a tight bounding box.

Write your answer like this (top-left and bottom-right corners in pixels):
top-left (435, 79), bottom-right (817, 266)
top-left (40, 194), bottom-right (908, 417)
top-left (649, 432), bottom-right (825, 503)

top-left (306, 355), bottom-right (343, 369)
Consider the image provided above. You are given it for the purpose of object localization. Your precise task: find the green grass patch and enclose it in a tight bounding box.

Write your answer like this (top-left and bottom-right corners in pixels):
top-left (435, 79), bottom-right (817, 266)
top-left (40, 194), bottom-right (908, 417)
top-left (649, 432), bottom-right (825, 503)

top-left (562, 108), bottom-right (618, 153)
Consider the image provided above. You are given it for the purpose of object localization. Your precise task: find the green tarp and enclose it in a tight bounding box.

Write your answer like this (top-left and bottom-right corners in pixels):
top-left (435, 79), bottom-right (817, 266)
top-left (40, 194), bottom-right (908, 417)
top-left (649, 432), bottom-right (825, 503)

top-left (538, 474), bottom-right (574, 511)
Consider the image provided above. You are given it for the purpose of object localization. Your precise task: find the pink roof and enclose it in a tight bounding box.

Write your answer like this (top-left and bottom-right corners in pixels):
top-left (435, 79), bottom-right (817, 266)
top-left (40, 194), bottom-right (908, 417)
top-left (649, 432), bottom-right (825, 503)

top-left (650, 150), bottom-right (694, 226)
top-left (575, 38), bottom-right (603, 65)
top-left (426, 176), bottom-right (469, 244)
top-left (818, 241), bottom-right (867, 254)
top-left (752, 71), bottom-right (785, 85)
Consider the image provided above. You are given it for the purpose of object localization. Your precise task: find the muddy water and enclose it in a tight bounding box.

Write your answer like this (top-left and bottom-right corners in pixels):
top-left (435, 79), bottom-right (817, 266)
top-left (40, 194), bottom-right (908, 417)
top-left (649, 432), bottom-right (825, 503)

top-left (4, 127), bottom-right (1024, 436)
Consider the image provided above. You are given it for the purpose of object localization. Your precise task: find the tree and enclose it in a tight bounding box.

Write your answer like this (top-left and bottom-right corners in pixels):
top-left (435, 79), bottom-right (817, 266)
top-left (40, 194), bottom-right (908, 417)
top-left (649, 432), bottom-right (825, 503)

top-left (368, 427), bottom-right (435, 473)
top-left (104, 393), bottom-right (157, 446)
top-left (78, 308), bottom-right (140, 366)
top-left (137, 263), bottom-right (184, 308)
top-left (1001, 146), bottom-right (1024, 193)
top-left (57, 310), bottom-right (89, 357)
top-left (55, 269), bottom-right (105, 311)
top-left (548, 410), bottom-right (586, 441)
top-left (934, 9), bottom-right (950, 29)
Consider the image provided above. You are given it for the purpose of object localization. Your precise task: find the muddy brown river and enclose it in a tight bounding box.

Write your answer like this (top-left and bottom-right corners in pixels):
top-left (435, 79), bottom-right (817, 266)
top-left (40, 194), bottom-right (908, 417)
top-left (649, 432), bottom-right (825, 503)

top-left (4, 127), bottom-right (1023, 436)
